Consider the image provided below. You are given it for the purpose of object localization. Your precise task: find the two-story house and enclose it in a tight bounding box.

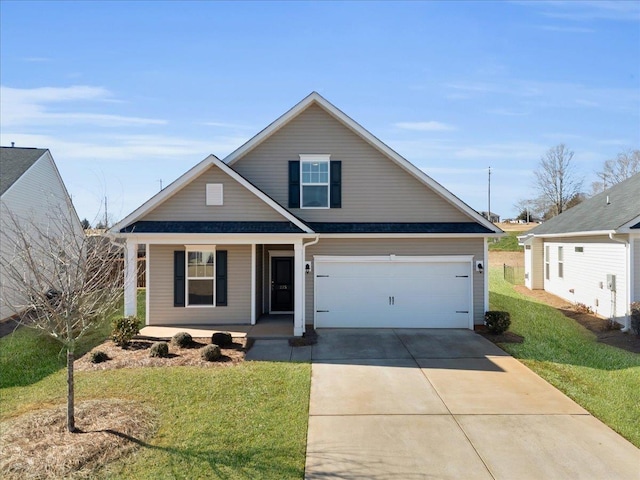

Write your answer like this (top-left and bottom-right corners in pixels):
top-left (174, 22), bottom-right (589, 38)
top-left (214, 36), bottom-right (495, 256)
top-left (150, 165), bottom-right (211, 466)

top-left (112, 93), bottom-right (502, 336)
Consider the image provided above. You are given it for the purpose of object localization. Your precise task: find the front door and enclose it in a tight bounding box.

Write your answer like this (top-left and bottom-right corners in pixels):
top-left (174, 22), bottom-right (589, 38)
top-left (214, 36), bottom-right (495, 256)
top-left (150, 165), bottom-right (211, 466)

top-left (271, 257), bottom-right (294, 312)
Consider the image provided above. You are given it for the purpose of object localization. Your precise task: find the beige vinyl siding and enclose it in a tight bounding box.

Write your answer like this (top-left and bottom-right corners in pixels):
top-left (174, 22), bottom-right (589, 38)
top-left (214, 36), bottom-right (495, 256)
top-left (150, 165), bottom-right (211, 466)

top-left (305, 238), bottom-right (485, 325)
top-left (142, 165), bottom-right (287, 222)
top-left (1, 153), bottom-right (83, 320)
top-left (233, 104), bottom-right (470, 223)
top-left (148, 244), bottom-right (251, 325)
top-left (543, 236), bottom-right (627, 319)
top-left (528, 237), bottom-right (545, 290)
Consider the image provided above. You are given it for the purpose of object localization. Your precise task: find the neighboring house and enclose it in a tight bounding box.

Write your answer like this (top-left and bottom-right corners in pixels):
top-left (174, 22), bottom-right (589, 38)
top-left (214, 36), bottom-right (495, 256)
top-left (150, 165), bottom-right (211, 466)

top-left (0, 146), bottom-right (83, 321)
top-left (112, 93), bottom-right (502, 336)
top-left (480, 211), bottom-right (500, 223)
top-left (519, 173), bottom-right (640, 329)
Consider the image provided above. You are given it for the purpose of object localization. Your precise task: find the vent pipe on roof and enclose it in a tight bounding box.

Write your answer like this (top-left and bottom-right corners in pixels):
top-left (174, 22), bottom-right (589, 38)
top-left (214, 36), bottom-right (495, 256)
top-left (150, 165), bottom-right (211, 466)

top-left (11, 142), bottom-right (15, 147)
top-left (606, 195), bottom-right (610, 205)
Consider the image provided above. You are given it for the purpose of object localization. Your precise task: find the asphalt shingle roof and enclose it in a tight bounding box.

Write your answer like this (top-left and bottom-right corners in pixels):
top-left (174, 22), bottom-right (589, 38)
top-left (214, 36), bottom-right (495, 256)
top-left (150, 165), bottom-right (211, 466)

top-left (307, 222), bottom-right (493, 234)
top-left (0, 147), bottom-right (47, 196)
top-left (529, 172), bottom-right (640, 235)
top-left (120, 221), bottom-right (306, 234)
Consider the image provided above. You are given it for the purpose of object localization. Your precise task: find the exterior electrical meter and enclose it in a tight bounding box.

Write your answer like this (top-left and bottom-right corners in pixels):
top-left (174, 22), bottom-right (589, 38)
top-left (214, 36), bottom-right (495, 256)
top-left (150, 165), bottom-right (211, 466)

top-left (606, 274), bottom-right (616, 292)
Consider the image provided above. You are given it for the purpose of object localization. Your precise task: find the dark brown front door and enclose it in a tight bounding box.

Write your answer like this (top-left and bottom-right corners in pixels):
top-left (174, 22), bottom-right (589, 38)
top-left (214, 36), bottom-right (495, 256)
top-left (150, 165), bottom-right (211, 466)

top-left (271, 257), bottom-right (294, 312)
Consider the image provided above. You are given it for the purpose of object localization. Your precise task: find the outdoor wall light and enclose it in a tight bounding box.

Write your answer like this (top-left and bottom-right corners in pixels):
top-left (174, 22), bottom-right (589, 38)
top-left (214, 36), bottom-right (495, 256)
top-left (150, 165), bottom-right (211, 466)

top-left (305, 262), bottom-right (311, 274)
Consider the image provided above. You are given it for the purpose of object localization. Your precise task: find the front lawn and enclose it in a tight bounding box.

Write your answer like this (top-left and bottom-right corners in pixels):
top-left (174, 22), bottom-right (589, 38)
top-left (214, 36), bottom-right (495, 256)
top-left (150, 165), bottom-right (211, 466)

top-left (0, 288), bottom-right (311, 479)
top-left (489, 268), bottom-right (640, 447)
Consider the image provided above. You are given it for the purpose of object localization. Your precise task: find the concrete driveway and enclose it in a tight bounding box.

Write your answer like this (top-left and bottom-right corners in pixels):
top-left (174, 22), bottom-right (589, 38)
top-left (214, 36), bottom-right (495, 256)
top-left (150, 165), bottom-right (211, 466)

top-left (304, 329), bottom-right (640, 480)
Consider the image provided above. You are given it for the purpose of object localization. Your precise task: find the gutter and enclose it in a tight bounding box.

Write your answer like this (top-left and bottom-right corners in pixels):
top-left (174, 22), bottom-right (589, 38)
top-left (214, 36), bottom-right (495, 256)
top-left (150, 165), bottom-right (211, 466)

top-left (301, 235), bottom-right (321, 334)
top-left (608, 232), bottom-right (631, 333)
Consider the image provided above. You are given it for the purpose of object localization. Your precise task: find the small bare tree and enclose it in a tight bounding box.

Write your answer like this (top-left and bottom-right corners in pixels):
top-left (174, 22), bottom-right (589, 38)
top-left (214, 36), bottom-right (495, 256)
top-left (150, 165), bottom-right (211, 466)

top-left (534, 144), bottom-right (584, 218)
top-left (0, 205), bottom-right (124, 432)
top-left (592, 149), bottom-right (640, 193)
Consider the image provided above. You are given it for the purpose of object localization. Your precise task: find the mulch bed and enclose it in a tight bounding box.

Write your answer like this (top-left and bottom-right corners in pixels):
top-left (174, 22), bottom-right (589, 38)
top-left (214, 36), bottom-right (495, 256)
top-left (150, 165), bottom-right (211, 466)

top-left (514, 285), bottom-right (640, 354)
top-left (474, 324), bottom-right (524, 344)
top-left (76, 337), bottom-right (247, 371)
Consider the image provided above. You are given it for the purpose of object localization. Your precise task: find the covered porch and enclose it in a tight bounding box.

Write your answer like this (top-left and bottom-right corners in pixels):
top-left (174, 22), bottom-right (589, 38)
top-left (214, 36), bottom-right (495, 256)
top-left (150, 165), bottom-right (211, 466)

top-left (122, 233), bottom-right (318, 337)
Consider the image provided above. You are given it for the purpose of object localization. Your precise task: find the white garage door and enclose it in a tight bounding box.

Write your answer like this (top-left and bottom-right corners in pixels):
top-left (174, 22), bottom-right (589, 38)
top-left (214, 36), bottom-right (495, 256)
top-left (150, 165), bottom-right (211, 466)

top-left (314, 256), bottom-right (472, 329)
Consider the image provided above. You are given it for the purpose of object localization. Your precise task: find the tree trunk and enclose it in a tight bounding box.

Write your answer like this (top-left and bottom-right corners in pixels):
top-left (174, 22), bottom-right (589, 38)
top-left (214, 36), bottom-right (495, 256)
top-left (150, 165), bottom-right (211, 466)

top-left (67, 349), bottom-right (76, 432)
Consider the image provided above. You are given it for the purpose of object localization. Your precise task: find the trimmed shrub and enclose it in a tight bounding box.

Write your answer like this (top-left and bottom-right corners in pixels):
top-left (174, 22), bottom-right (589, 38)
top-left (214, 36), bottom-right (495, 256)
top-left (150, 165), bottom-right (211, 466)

top-left (150, 342), bottom-right (169, 358)
top-left (89, 351), bottom-right (109, 364)
top-left (172, 331), bottom-right (193, 348)
top-left (575, 303), bottom-right (594, 314)
top-left (484, 311), bottom-right (511, 334)
top-left (201, 344), bottom-right (221, 362)
top-left (630, 302), bottom-right (640, 336)
top-left (111, 316), bottom-right (140, 347)
top-left (211, 332), bottom-right (233, 347)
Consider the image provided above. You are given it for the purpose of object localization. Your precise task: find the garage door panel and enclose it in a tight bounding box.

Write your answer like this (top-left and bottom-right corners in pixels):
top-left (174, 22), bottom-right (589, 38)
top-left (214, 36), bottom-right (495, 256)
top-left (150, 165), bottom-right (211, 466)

top-left (315, 259), bottom-right (472, 329)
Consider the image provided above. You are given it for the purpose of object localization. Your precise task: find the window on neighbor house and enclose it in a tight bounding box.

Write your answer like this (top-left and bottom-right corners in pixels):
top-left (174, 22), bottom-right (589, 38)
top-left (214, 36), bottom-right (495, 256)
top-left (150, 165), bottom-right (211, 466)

top-left (545, 245), bottom-right (550, 280)
top-left (558, 246), bottom-right (564, 278)
top-left (301, 155), bottom-right (329, 208)
top-left (186, 249), bottom-right (215, 306)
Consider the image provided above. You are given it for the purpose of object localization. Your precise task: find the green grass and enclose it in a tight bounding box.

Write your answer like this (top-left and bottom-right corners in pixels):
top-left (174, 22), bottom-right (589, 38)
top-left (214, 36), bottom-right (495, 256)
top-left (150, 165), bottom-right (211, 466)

top-left (0, 289), bottom-right (310, 479)
top-left (489, 231), bottom-right (524, 251)
top-left (489, 268), bottom-right (640, 447)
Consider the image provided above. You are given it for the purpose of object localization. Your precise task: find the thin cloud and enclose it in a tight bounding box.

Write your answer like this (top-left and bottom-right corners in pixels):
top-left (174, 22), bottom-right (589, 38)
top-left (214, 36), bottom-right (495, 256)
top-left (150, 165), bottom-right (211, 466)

top-left (536, 25), bottom-right (595, 33)
top-left (394, 121), bottom-right (457, 132)
top-left (0, 85), bottom-right (166, 127)
top-left (23, 57), bottom-right (53, 63)
top-left (202, 121), bottom-right (254, 129)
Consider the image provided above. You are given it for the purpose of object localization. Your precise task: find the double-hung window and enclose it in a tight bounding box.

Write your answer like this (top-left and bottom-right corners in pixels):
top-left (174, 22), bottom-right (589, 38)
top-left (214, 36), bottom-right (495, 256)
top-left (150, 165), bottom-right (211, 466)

top-left (545, 245), bottom-right (550, 280)
top-left (186, 249), bottom-right (215, 306)
top-left (300, 154), bottom-right (330, 208)
top-left (558, 246), bottom-right (564, 278)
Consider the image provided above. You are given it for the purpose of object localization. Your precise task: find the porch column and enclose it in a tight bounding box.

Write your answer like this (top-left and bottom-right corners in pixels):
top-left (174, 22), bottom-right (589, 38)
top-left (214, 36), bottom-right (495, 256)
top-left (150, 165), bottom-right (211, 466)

top-left (250, 243), bottom-right (256, 325)
top-left (124, 239), bottom-right (138, 317)
top-left (293, 240), bottom-right (304, 336)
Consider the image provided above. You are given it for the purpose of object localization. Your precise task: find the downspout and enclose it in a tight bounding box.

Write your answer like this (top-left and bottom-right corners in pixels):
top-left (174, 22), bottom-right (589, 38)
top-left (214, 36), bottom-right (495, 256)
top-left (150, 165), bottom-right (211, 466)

top-left (301, 235), bottom-right (320, 334)
top-left (609, 232), bottom-right (630, 332)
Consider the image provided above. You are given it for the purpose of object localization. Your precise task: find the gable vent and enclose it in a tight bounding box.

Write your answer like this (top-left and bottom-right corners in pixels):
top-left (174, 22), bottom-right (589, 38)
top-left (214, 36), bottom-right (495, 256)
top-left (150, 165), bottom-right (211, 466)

top-left (206, 183), bottom-right (223, 206)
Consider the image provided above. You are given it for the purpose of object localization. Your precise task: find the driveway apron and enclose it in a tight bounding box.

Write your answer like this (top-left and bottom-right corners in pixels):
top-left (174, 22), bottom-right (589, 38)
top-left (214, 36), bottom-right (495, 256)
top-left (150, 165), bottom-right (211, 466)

top-left (304, 329), bottom-right (640, 480)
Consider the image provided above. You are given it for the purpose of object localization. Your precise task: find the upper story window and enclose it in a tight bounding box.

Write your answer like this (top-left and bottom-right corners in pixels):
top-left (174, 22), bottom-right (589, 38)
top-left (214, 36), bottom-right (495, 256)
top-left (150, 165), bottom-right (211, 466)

top-left (300, 154), bottom-right (330, 208)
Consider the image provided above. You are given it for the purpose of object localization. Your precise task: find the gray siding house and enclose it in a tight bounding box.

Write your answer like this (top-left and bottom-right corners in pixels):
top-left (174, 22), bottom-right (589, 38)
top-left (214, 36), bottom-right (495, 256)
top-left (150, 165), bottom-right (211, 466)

top-left (0, 147), bottom-right (83, 320)
top-left (520, 173), bottom-right (640, 329)
top-left (113, 93), bottom-right (502, 335)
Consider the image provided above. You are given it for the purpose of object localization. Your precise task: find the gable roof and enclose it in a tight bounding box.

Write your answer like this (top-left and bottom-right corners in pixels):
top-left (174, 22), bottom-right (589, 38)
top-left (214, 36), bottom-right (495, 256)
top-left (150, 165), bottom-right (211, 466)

top-left (112, 155), bottom-right (314, 234)
top-left (527, 172), bottom-right (640, 236)
top-left (224, 92), bottom-right (501, 234)
top-left (0, 147), bottom-right (48, 196)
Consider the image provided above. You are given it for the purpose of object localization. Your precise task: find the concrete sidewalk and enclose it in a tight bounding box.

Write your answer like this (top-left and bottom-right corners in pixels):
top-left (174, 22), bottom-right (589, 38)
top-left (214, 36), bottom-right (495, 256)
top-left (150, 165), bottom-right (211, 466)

top-left (298, 329), bottom-right (639, 480)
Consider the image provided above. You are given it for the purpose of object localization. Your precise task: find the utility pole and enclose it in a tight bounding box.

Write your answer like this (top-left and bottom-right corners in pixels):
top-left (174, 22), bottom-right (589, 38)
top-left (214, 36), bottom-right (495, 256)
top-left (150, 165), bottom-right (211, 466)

top-left (488, 166), bottom-right (491, 222)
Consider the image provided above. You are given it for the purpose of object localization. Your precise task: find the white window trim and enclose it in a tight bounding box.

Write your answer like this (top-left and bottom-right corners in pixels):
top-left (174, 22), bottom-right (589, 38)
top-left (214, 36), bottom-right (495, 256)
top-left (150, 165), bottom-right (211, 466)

top-left (186, 246), bottom-right (216, 308)
top-left (558, 246), bottom-right (564, 279)
top-left (300, 154), bottom-right (330, 209)
top-left (545, 245), bottom-right (550, 280)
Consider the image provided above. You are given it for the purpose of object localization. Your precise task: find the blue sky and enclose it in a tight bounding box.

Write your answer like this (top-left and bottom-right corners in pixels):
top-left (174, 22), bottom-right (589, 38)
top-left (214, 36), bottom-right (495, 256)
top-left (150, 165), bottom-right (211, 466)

top-left (1, 1), bottom-right (639, 224)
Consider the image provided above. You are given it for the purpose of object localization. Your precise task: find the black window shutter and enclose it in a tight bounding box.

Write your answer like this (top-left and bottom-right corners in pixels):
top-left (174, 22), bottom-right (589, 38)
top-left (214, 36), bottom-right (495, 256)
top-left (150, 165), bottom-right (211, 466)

top-left (216, 250), bottom-right (228, 306)
top-left (174, 251), bottom-right (185, 307)
top-left (330, 160), bottom-right (342, 208)
top-left (288, 161), bottom-right (300, 208)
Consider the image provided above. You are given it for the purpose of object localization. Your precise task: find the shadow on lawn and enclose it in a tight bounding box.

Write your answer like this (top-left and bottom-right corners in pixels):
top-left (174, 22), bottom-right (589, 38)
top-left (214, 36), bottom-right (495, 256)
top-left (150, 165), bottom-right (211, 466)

top-left (490, 291), bottom-right (640, 371)
top-left (100, 429), bottom-right (303, 479)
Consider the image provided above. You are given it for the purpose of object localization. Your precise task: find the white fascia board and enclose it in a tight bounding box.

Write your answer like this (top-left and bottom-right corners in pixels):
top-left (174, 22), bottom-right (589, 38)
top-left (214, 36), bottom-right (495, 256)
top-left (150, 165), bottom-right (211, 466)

top-left (531, 230), bottom-right (616, 239)
top-left (111, 155), bottom-right (219, 233)
top-left (313, 254), bottom-right (474, 263)
top-left (319, 233), bottom-right (502, 239)
top-left (224, 92), bottom-right (501, 234)
top-left (113, 233), bottom-right (316, 245)
top-left (209, 157), bottom-right (313, 233)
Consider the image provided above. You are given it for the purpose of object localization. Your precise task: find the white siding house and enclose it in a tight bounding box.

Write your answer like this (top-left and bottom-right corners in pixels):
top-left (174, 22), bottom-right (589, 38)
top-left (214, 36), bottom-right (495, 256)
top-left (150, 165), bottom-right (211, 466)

top-left (0, 147), bottom-right (83, 320)
top-left (520, 173), bottom-right (640, 329)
